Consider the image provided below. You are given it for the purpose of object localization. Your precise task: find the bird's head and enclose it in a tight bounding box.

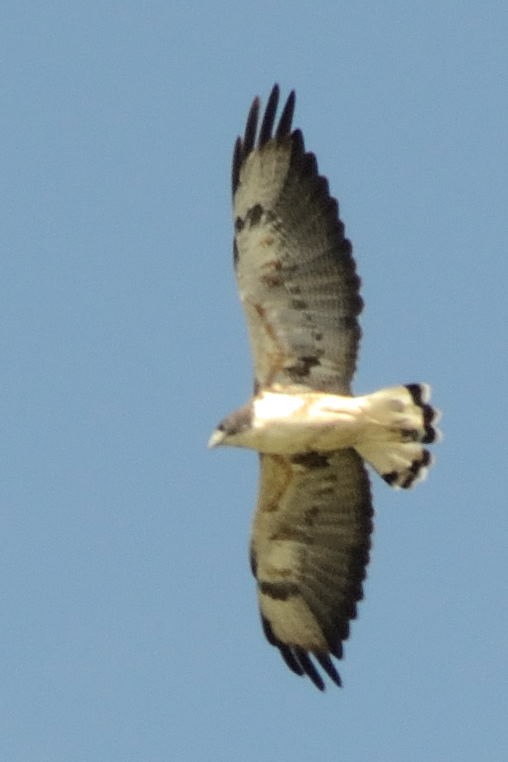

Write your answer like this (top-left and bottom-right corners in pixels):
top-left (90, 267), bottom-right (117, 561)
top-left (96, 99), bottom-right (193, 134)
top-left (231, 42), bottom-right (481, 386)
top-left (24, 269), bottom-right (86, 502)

top-left (208, 403), bottom-right (253, 449)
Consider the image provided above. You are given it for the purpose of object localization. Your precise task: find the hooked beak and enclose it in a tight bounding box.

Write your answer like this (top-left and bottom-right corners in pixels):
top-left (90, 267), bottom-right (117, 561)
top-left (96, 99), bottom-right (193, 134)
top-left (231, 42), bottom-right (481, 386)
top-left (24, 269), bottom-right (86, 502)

top-left (207, 428), bottom-right (225, 449)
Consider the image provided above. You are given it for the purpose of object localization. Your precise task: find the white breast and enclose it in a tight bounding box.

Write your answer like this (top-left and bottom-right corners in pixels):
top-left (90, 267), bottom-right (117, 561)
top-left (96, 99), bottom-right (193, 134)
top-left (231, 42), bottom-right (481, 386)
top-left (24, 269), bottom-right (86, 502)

top-left (250, 391), bottom-right (365, 454)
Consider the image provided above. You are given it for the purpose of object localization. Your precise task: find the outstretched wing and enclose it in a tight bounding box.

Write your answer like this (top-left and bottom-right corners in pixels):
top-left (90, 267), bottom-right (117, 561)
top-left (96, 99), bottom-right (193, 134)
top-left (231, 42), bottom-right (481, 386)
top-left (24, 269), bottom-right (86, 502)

top-left (233, 84), bottom-right (362, 394)
top-left (250, 449), bottom-right (373, 690)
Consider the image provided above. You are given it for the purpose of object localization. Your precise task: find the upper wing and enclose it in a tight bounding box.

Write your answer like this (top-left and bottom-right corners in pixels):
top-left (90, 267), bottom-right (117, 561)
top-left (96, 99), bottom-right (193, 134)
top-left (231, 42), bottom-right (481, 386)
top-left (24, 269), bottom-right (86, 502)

top-left (250, 448), bottom-right (373, 690)
top-left (233, 85), bottom-right (363, 394)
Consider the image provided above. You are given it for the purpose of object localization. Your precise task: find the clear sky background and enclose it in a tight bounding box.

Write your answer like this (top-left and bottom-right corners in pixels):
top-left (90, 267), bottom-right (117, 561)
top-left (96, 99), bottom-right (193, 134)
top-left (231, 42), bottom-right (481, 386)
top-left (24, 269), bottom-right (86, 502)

top-left (3, 2), bottom-right (507, 760)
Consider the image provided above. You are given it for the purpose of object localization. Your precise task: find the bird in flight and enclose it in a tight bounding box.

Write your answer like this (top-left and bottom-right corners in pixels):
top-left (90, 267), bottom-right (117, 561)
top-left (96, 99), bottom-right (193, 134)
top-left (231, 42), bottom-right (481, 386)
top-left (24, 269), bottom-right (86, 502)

top-left (209, 85), bottom-right (440, 690)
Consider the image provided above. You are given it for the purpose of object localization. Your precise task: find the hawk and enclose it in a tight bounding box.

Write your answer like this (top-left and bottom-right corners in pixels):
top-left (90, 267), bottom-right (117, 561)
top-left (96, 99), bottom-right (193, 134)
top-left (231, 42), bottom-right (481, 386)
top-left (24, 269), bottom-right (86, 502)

top-left (209, 85), bottom-right (440, 690)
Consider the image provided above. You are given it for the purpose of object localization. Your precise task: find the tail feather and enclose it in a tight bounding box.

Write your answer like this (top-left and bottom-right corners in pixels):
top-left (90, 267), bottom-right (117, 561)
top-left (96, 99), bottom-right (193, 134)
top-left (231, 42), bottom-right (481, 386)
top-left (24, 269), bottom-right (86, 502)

top-left (405, 383), bottom-right (440, 444)
top-left (355, 384), bottom-right (441, 489)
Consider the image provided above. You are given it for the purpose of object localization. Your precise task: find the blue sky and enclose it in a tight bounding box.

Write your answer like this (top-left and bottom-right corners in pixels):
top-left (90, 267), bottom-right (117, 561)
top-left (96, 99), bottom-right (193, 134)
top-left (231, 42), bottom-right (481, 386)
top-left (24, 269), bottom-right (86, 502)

top-left (3, 2), bottom-right (507, 760)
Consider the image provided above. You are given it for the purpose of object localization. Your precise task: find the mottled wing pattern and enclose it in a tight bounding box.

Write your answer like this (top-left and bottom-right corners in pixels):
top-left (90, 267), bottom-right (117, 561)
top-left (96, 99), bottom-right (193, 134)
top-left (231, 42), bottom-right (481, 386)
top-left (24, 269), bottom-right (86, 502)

top-left (233, 85), bottom-right (362, 394)
top-left (250, 449), bottom-right (373, 690)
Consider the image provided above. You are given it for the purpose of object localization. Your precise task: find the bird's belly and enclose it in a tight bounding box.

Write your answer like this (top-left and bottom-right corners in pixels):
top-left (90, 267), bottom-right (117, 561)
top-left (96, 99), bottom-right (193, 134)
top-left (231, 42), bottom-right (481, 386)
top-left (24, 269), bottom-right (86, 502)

top-left (251, 393), bottom-right (366, 454)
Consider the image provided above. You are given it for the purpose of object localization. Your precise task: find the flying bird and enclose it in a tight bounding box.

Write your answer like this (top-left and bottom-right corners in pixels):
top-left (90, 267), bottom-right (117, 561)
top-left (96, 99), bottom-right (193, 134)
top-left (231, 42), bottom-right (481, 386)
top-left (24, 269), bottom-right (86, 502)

top-left (209, 85), bottom-right (440, 690)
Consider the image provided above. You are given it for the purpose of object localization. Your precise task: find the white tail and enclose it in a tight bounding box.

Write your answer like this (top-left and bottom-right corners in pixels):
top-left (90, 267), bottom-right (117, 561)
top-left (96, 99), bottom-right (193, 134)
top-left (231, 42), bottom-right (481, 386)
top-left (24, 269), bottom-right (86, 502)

top-left (355, 384), bottom-right (441, 488)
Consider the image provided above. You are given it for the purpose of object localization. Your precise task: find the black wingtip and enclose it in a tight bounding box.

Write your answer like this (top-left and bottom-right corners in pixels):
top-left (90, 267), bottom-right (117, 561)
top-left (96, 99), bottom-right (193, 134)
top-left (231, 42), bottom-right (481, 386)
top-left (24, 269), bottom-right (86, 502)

top-left (232, 86), bottom-right (297, 196)
top-left (243, 95), bottom-right (260, 157)
top-left (232, 136), bottom-right (242, 195)
top-left (263, 614), bottom-right (343, 690)
top-left (259, 84), bottom-right (296, 144)
top-left (294, 649), bottom-right (326, 691)
top-left (276, 89), bottom-right (295, 138)
top-left (258, 84), bottom-right (280, 147)
top-left (314, 652), bottom-right (342, 688)
top-left (279, 645), bottom-right (305, 677)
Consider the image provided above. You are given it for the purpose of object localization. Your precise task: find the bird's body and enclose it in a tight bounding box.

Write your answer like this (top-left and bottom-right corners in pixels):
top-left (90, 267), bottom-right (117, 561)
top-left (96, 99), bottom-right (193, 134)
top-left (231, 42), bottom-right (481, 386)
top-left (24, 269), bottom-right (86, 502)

top-left (212, 386), bottom-right (434, 465)
top-left (250, 390), bottom-right (368, 452)
top-left (209, 85), bottom-right (440, 690)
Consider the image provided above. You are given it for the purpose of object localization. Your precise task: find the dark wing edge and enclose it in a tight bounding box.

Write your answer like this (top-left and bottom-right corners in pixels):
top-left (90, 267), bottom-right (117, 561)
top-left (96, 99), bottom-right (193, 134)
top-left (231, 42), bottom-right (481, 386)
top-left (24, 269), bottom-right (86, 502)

top-left (251, 449), bottom-right (373, 690)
